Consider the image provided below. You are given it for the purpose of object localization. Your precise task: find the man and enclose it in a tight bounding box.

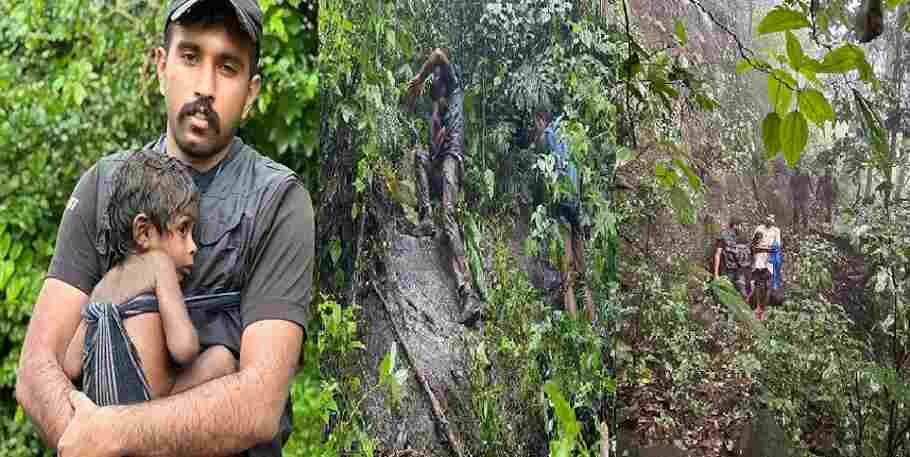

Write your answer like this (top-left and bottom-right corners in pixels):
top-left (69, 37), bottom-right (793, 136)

top-left (15, 1), bottom-right (314, 456)
top-left (751, 213), bottom-right (781, 320)
top-left (534, 109), bottom-right (595, 321)
top-left (404, 47), bottom-right (482, 326)
top-left (713, 216), bottom-right (751, 299)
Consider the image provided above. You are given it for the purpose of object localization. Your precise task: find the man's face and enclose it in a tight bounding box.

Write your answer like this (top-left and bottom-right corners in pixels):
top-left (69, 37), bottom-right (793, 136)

top-left (533, 115), bottom-right (547, 145)
top-left (156, 17), bottom-right (261, 160)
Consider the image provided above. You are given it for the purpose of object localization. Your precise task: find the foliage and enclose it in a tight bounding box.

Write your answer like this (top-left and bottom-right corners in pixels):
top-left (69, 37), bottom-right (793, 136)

top-left (0, 0), bottom-right (317, 454)
top-left (464, 234), bottom-right (613, 457)
top-left (286, 297), bottom-right (406, 457)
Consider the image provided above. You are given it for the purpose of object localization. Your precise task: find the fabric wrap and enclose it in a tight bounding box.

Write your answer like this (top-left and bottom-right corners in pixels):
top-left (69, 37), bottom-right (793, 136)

top-left (81, 292), bottom-right (242, 407)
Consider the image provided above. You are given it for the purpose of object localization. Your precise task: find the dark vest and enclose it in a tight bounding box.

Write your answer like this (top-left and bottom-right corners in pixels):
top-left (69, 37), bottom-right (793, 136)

top-left (90, 136), bottom-right (298, 457)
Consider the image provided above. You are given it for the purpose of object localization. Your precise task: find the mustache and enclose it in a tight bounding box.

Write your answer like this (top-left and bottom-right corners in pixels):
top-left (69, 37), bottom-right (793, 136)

top-left (178, 96), bottom-right (221, 134)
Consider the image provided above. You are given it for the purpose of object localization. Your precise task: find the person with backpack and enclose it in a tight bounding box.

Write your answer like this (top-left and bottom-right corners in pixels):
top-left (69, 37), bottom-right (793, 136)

top-left (534, 109), bottom-right (595, 321)
top-left (713, 216), bottom-right (751, 298)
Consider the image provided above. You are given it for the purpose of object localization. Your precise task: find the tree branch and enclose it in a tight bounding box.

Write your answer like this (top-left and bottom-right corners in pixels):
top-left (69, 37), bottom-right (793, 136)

top-left (621, 0), bottom-right (638, 149)
top-left (686, 0), bottom-right (798, 92)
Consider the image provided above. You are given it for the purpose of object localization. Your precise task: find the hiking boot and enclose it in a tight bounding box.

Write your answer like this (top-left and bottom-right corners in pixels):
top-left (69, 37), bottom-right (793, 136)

top-left (413, 216), bottom-right (436, 237)
top-left (457, 286), bottom-right (483, 327)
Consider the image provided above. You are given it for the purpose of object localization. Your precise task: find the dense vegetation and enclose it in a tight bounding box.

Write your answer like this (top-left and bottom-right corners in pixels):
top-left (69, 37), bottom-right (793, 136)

top-left (319, 0), bottom-right (909, 456)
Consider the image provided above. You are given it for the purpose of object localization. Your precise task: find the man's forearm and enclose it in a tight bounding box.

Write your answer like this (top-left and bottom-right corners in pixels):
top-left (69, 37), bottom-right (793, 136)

top-left (112, 367), bottom-right (286, 457)
top-left (15, 352), bottom-right (76, 448)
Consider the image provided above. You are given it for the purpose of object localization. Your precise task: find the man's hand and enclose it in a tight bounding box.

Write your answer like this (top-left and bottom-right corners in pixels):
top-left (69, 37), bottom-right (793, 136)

top-left (57, 391), bottom-right (121, 457)
top-left (406, 75), bottom-right (424, 100)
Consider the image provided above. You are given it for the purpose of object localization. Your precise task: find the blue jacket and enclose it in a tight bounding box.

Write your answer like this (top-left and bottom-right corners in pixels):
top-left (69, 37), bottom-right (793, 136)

top-left (543, 117), bottom-right (579, 197)
top-left (769, 240), bottom-right (782, 289)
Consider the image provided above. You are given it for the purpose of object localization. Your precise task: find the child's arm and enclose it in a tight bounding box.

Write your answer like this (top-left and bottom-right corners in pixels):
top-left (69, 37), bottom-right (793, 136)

top-left (149, 252), bottom-right (199, 366)
top-left (62, 321), bottom-right (87, 380)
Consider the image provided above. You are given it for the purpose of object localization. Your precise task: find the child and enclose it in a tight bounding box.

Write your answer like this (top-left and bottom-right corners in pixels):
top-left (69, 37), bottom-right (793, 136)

top-left (62, 149), bottom-right (236, 405)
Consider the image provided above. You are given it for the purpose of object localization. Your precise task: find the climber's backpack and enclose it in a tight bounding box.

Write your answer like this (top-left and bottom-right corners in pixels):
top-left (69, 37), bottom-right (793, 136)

top-left (543, 116), bottom-right (580, 200)
top-left (720, 230), bottom-right (752, 271)
top-left (733, 243), bottom-right (752, 268)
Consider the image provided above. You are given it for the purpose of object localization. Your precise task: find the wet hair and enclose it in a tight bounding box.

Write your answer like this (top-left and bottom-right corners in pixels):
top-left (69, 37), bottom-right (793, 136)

top-left (107, 149), bottom-right (199, 267)
top-left (535, 109), bottom-right (553, 124)
top-left (163, 0), bottom-right (259, 77)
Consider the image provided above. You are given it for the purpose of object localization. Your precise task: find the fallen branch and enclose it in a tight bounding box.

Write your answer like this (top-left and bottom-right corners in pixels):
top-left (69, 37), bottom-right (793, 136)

top-left (372, 280), bottom-right (470, 457)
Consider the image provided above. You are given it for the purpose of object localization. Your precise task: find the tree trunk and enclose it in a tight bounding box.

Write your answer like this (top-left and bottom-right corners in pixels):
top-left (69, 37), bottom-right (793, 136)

top-left (894, 5), bottom-right (909, 199)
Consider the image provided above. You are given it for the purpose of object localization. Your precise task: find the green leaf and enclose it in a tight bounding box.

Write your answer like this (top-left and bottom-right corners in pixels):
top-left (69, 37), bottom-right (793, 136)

top-left (780, 111), bottom-right (809, 167)
top-left (7, 276), bottom-right (25, 301)
top-left (615, 146), bottom-right (634, 168)
top-left (674, 20), bottom-right (688, 45)
top-left (655, 162), bottom-right (678, 188)
top-left (768, 71), bottom-right (795, 114)
top-left (757, 8), bottom-right (811, 35)
top-left (854, 89), bottom-right (890, 167)
top-left (0, 231), bottom-right (10, 260)
top-left (887, 0), bottom-right (908, 9)
top-left (785, 31), bottom-right (803, 70)
top-left (695, 93), bottom-right (719, 111)
top-left (329, 239), bottom-right (342, 265)
top-left (673, 158), bottom-right (702, 192)
top-left (0, 261), bottom-right (14, 291)
top-left (710, 278), bottom-right (769, 339)
top-left (8, 241), bottom-right (23, 262)
top-left (379, 343), bottom-right (397, 383)
top-left (812, 44), bottom-right (864, 74)
top-left (649, 75), bottom-right (679, 99)
top-left (762, 112), bottom-right (783, 157)
top-left (670, 185), bottom-right (695, 225)
top-left (544, 380), bottom-right (580, 438)
top-left (735, 58), bottom-right (754, 75)
top-left (799, 89), bottom-right (835, 127)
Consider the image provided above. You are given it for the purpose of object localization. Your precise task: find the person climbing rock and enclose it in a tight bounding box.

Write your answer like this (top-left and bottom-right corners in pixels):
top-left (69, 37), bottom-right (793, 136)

top-left (534, 109), bottom-right (595, 321)
top-left (713, 216), bottom-right (751, 298)
top-left (402, 47), bottom-right (482, 327)
top-left (751, 213), bottom-right (781, 320)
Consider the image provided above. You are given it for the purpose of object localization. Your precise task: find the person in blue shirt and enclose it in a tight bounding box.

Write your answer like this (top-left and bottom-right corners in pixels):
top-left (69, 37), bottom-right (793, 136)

top-left (534, 109), bottom-right (595, 321)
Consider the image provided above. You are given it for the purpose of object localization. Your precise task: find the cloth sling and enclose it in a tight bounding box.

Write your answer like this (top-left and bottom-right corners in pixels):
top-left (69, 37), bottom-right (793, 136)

top-left (81, 292), bottom-right (241, 407)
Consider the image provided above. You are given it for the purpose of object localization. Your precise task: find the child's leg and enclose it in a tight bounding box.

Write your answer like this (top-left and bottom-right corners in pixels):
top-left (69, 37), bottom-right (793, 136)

top-left (63, 321), bottom-right (88, 381)
top-left (170, 345), bottom-right (238, 395)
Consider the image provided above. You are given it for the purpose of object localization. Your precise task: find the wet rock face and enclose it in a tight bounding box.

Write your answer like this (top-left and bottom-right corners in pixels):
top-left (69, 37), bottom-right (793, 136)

top-left (342, 231), bottom-right (474, 456)
top-left (733, 409), bottom-right (795, 457)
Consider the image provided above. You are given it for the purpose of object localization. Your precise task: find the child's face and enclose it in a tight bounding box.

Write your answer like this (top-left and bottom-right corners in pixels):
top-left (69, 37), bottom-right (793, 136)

top-left (149, 211), bottom-right (198, 281)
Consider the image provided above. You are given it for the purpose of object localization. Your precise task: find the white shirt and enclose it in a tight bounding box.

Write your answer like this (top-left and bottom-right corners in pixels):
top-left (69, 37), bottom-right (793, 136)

top-left (752, 224), bottom-right (781, 271)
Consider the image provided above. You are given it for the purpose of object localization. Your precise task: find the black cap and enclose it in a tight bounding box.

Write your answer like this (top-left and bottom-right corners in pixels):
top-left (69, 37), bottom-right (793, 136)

top-left (165, 0), bottom-right (263, 44)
